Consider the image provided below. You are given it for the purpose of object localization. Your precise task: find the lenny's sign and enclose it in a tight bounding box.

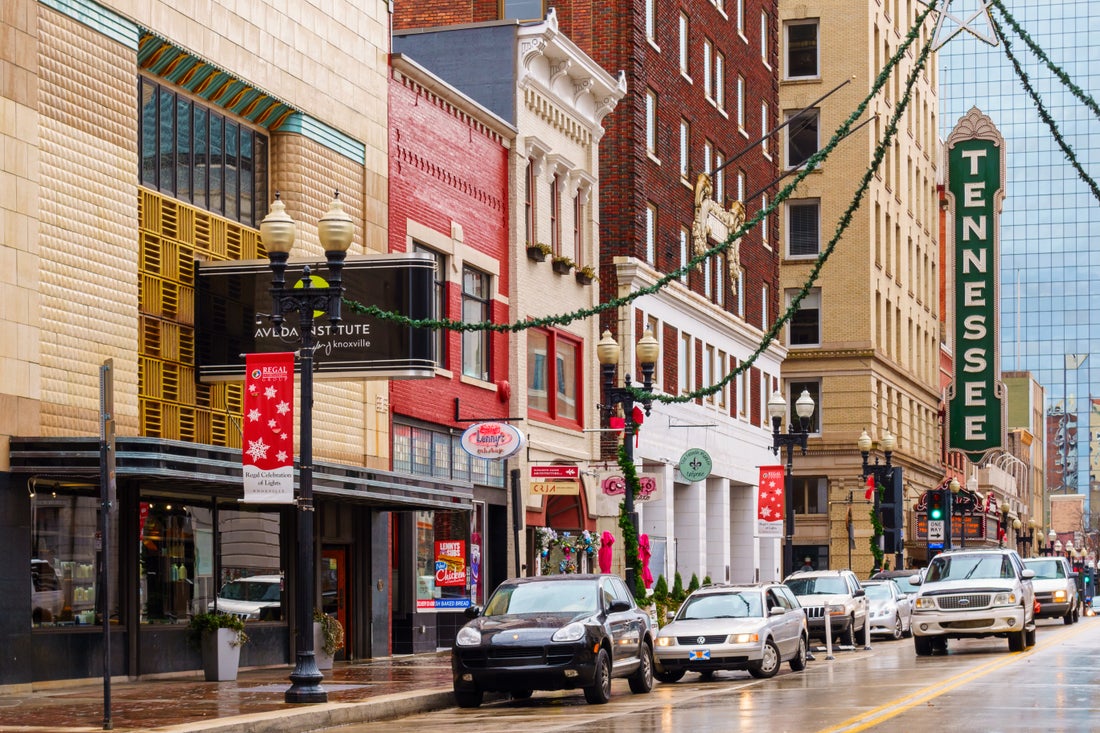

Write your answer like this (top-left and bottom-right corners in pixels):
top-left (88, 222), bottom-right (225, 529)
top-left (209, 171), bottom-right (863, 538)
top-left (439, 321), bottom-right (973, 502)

top-left (945, 107), bottom-right (1006, 462)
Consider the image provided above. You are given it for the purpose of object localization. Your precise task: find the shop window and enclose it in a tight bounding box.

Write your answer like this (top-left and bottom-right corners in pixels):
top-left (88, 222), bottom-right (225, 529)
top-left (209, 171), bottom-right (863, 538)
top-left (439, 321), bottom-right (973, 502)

top-left (462, 266), bottom-right (492, 381)
top-left (415, 508), bottom-right (483, 609)
top-left (394, 420), bottom-right (505, 487)
top-left (527, 328), bottom-right (581, 425)
top-left (791, 476), bottom-right (827, 514)
top-left (31, 492), bottom-right (117, 627)
top-left (413, 243), bottom-right (447, 368)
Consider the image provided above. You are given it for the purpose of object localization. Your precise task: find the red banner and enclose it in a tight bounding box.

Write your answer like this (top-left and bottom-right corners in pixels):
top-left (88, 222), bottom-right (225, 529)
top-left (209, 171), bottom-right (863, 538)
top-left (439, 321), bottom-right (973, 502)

top-left (757, 466), bottom-right (785, 537)
top-left (242, 352), bottom-right (295, 503)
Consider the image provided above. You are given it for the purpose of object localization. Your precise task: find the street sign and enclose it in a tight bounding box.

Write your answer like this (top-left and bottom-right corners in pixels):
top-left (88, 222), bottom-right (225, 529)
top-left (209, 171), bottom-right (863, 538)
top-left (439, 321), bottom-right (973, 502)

top-left (530, 481), bottom-right (579, 495)
top-left (531, 465), bottom-right (579, 478)
top-left (928, 519), bottom-right (945, 542)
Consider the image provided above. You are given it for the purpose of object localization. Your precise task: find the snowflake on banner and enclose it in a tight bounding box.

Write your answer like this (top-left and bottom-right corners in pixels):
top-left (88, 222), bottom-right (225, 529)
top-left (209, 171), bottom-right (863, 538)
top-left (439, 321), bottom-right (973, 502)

top-left (281, 432), bottom-right (290, 440)
top-left (276, 450), bottom-right (288, 462)
top-left (275, 401), bottom-right (290, 415)
top-left (248, 383), bottom-right (258, 394)
top-left (760, 506), bottom-right (773, 518)
top-left (268, 419), bottom-right (278, 429)
top-left (246, 438), bottom-right (270, 462)
top-left (247, 408), bottom-right (261, 422)
top-left (264, 386), bottom-right (278, 399)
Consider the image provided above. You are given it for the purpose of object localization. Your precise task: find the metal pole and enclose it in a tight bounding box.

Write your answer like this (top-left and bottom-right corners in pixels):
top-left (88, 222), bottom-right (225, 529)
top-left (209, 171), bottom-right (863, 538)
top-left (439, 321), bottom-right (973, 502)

top-left (285, 299), bottom-right (326, 704)
top-left (623, 380), bottom-right (636, 593)
top-left (783, 443), bottom-right (795, 580)
top-left (944, 488), bottom-right (953, 551)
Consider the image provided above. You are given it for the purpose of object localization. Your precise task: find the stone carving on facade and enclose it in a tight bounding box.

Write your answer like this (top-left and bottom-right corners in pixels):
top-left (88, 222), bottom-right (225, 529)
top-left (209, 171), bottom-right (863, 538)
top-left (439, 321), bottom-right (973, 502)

top-left (691, 172), bottom-right (746, 292)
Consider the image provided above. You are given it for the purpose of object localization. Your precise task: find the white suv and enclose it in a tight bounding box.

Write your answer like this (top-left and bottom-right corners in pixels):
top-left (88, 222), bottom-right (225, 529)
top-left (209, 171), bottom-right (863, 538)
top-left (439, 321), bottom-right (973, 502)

top-left (910, 549), bottom-right (1035, 655)
top-left (783, 570), bottom-right (868, 646)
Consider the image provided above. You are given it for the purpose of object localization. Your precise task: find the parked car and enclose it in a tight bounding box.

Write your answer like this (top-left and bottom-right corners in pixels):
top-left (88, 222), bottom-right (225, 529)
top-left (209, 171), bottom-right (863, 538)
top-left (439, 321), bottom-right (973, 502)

top-left (653, 582), bottom-right (808, 681)
top-left (451, 574), bottom-right (654, 708)
top-left (784, 569), bottom-right (868, 646)
top-left (871, 568), bottom-right (922, 598)
top-left (910, 548), bottom-right (1036, 655)
top-left (209, 574), bottom-right (283, 620)
top-left (1022, 556), bottom-right (1080, 624)
top-left (862, 579), bottom-right (912, 640)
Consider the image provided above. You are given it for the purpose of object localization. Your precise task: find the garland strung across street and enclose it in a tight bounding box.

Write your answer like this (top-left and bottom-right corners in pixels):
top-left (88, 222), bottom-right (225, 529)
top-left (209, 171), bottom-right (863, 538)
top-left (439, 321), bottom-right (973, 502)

top-left (344, 1), bottom-right (940, 407)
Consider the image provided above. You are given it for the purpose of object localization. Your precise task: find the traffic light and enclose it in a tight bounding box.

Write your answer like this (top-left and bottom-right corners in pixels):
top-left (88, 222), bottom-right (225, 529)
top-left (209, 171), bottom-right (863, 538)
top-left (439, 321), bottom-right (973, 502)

top-left (928, 489), bottom-right (945, 521)
top-left (876, 467), bottom-right (905, 555)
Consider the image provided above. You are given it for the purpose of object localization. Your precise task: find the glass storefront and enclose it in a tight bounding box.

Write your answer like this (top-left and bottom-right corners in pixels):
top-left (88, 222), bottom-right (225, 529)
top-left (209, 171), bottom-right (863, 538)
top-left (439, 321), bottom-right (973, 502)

top-left (414, 506), bottom-right (483, 610)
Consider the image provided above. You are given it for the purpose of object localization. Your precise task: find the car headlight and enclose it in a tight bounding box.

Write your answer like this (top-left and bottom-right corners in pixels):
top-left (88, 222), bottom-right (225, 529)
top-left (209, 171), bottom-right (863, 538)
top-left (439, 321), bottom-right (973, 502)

top-left (728, 633), bottom-right (759, 644)
top-left (455, 626), bottom-right (482, 646)
top-left (551, 622), bottom-right (586, 642)
top-left (827, 604), bottom-right (846, 615)
top-left (655, 635), bottom-right (676, 647)
top-left (915, 597), bottom-right (936, 610)
top-left (991, 592), bottom-right (1018, 607)
top-left (1053, 590), bottom-right (1067, 603)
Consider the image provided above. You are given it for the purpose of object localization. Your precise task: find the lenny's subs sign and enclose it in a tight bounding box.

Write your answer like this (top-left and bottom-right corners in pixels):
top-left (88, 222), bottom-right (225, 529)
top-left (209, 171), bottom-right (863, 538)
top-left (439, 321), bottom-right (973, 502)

top-left (945, 107), bottom-right (1005, 462)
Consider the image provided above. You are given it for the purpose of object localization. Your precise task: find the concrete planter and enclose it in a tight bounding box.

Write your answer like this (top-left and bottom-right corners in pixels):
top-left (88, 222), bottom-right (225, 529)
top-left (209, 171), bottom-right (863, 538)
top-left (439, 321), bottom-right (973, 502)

top-left (201, 628), bottom-right (241, 681)
top-left (314, 622), bottom-right (334, 670)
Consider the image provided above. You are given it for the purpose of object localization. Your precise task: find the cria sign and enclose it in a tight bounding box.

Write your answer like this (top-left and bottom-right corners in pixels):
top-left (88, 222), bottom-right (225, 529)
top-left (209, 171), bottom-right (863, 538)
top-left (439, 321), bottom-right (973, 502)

top-left (945, 107), bottom-right (1006, 462)
top-left (459, 422), bottom-right (525, 460)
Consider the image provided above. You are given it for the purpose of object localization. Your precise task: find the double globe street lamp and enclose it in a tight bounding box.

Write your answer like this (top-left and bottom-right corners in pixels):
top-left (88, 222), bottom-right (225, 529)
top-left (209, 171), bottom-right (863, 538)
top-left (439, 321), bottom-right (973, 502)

top-left (597, 327), bottom-right (659, 592)
top-left (260, 192), bottom-right (353, 704)
top-left (767, 389), bottom-right (815, 579)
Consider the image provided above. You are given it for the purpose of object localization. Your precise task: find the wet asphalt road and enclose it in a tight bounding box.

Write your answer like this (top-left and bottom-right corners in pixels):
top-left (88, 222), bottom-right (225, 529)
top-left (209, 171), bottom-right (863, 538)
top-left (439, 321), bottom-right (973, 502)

top-left (323, 617), bottom-right (1100, 733)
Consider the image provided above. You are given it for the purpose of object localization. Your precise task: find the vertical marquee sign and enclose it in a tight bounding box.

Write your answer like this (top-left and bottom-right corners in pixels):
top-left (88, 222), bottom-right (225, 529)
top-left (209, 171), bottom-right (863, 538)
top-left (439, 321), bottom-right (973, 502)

top-left (946, 107), bottom-right (1006, 462)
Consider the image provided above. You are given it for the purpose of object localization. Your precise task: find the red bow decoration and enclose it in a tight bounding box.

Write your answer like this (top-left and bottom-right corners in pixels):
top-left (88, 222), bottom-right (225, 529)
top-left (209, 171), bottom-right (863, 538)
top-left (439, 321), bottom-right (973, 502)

top-left (864, 474), bottom-right (876, 501)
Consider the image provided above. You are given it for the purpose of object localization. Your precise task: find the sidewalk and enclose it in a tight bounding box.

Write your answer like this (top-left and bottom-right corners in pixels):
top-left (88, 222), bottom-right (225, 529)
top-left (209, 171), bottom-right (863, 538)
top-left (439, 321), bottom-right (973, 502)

top-left (0, 653), bottom-right (455, 733)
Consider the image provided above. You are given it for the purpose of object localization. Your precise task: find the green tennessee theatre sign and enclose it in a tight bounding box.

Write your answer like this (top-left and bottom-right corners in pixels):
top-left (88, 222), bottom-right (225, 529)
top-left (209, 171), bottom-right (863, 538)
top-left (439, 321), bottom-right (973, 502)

top-left (946, 107), bottom-right (1005, 462)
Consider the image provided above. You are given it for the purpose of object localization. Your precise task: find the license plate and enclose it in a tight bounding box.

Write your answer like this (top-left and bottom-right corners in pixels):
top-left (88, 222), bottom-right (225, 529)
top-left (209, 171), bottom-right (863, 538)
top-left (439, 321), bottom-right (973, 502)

top-left (689, 648), bottom-right (711, 661)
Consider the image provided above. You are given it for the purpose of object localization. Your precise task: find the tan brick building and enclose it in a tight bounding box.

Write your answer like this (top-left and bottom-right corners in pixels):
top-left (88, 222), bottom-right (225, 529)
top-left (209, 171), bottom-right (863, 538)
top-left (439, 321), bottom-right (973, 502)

top-left (776, 1), bottom-right (943, 573)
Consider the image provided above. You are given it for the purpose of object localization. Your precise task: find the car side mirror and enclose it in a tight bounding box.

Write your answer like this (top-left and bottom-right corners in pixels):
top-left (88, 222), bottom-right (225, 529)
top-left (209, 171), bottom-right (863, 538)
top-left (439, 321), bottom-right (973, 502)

top-left (665, 610), bottom-right (677, 622)
top-left (608, 600), bottom-right (631, 614)
top-left (1021, 569), bottom-right (1036, 580)
top-left (909, 574), bottom-right (923, 586)
top-left (853, 588), bottom-right (865, 597)
top-left (464, 605), bottom-right (482, 620)
top-left (1069, 571), bottom-right (1079, 579)
top-left (769, 607), bottom-right (786, 616)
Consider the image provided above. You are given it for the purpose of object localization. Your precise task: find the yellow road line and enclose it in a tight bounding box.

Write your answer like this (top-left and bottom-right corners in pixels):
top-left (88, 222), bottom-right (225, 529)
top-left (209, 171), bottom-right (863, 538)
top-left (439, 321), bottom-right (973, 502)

top-left (816, 623), bottom-right (1088, 733)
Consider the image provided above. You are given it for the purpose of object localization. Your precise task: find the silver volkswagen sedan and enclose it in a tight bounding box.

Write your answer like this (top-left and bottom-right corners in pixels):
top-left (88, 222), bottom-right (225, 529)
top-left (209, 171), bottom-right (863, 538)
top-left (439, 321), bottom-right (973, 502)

top-left (653, 583), bottom-right (808, 681)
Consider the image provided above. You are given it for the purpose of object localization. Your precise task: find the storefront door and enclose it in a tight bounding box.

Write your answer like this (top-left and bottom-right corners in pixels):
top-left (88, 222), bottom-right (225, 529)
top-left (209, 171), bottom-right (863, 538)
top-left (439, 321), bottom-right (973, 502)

top-left (321, 547), bottom-right (349, 658)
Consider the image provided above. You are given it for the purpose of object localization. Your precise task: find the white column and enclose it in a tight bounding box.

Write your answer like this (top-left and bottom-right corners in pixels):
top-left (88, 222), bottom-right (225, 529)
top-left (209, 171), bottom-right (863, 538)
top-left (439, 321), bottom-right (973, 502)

top-left (640, 463), bottom-right (675, 585)
top-left (706, 477), bottom-right (731, 583)
top-left (674, 479), bottom-right (707, 582)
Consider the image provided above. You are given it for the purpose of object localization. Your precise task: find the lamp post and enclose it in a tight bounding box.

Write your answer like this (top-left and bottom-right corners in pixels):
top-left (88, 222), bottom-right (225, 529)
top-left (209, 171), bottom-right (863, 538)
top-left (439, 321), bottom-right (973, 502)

top-left (1000, 503), bottom-right (1011, 547)
top-left (1065, 540), bottom-right (1074, 559)
top-left (768, 389), bottom-right (815, 579)
top-left (1015, 519), bottom-right (1035, 558)
top-left (858, 430), bottom-right (896, 569)
top-left (260, 192), bottom-right (353, 704)
top-left (948, 477), bottom-right (962, 550)
top-left (597, 327), bottom-right (659, 592)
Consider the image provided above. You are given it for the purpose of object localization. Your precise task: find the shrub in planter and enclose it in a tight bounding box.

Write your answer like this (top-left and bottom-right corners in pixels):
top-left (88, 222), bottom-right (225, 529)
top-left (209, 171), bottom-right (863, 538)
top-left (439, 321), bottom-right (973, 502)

top-left (187, 612), bottom-right (248, 682)
top-left (526, 242), bottom-right (552, 261)
top-left (314, 609), bottom-right (345, 657)
top-left (550, 255), bottom-right (575, 275)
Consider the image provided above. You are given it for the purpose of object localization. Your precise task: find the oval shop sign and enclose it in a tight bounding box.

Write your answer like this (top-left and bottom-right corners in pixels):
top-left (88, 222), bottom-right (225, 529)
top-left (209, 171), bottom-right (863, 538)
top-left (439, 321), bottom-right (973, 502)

top-left (460, 422), bottom-right (526, 460)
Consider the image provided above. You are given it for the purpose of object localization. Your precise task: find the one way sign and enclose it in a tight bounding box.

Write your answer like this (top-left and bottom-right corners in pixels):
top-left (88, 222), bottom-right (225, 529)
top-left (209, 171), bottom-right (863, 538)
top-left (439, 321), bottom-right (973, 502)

top-left (531, 465), bottom-right (579, 478)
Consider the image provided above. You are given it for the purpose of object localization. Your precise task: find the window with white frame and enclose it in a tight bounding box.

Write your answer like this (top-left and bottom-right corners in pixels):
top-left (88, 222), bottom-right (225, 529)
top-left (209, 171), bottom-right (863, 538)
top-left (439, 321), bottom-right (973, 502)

top-left (761, 102), bottom-right (770, 157)
top-left (703, 344), bottom-right (715, 403)
top-left (679, 14), bottom-right (690, 77)
top-left (647, 315), bottom-right (662, 391)
top-left (761, 194), bottom-right (769, 246)
top-left (788, 379), bottom-right (821, 433)
top-left (715, 51), bottom-right (725, 109)
top-left (717, 350), bottom-right (728, 409)
top-left (761, 283), bottom-right (769, 331)
top-left (679, 331), bottom-right (693, 395)
top-left (737, 170), bottom-right (745, 202)
top-left (413, 243), bottom-right (447, 368)
top-left (646, 89), bottom-right (658, 155)
top-left (573, 193), bottom-right (584, 268)
top-left (714, 152), bottom-right (725, 202)
top-left (704, 255), bottom-right (713, 299)
top-left (646, 0), bottom-right (657, 43)
top-left (736, 0), bottom-right (744, 35)
top-left (680, 227), bottom-right (689, 284)
top-left (786, 109), bottom-right (819, 169)
top-left (525, 159), bottom-right (536, 244)
top-left (738, 361), bottom-right (748, 417)
top-left (680, 118), bottom-right (690, 179)
top-left (787, 287), bottom-right (821, 347)
top-left (703, 139), bottom-right (713, 175)
top-left (785, 19), bottom-right (819, 79)
top-left (737, 76), bottom-right (746, 129)
top-left (550, 173), bottom-right (561, 255)
top-left (761, 11), bottom-right (770, 66)
top-left (716, 253), bottom-right (726, 306)
top-left (787, 199), bottom-right (820, 257)
top-left (462, 266), bottom-right (492, 380)
top-left (737, 266), bottom-right (746, 317)
top-left (646, 202), bottom-right (657, 263)
top-left (703, 38), bottom-right (714, 100)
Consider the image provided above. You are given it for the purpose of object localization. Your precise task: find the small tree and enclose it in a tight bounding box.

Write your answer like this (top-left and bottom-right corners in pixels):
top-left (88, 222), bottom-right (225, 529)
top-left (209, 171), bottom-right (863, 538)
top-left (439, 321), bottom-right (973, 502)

top-left (702, 575), bottom-right (712, 587)
top-left (672, 572), bottom-right (685, 603)
top-left (687, 573), bottom-right (701, 595)
top-left (652, 575), bottom-right (670, 627)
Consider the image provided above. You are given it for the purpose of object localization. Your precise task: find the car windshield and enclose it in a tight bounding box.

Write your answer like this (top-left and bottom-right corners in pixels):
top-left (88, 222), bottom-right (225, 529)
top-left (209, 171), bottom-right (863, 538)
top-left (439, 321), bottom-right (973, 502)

top-left (484, 580), bottom-right (597, 616)
top-left (219, 580), bottom-right (281, 602)
top-left (925, 554), bottom-right (1014, 582)
top-left (785, 577), bottom-right (848, 596)
top-left (1023, 559), bottom-right (1066, 579)
top-left (678, 592), bottom-right (762, 619)
top-left (891, 577), bottom-right (920, 594)
top-left (863, 584), bottom-right (892, 601)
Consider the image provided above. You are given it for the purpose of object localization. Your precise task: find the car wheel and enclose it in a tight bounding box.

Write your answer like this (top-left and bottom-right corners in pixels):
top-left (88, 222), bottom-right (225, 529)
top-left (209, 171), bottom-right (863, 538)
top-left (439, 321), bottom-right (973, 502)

top-left (748, 639), bottom-right (781, 679)
top-left (891, 614), bottom-right (904, 641)
top-left (628, 641), bottom-right (654, 694)
top-left (654, 668), bottom-right (685, 683)
top-left (1064, 609), bottom-right (1074, 625)
top-left (583, 648), bottom-right (612, 705)
top-left (789, 634), bottom-right (808, 672)
top-left (698, 670), bottom-right (716, 681)
top-left (839, 617), bottom-right (856, 647)
top-left (454, 689), bottom-right (483, 708)
top-left (1008, 627), bottom-right (1026, 652)
top-left (510, 690), bottom-right (533, 700)
top-left (1025, 625), bottom-right (1036, 648)
top-left (914, 635), bottom-right (933, 656)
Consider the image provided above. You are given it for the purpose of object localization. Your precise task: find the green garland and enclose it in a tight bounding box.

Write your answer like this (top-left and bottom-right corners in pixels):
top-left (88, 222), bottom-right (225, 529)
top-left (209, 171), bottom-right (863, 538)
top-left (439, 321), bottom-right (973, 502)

top-left (341, 2), bottom-right (939, 407)
top-left (616, 442), bottom-right (646, 601)
top-left (868, 482), bottom-right (885, 571)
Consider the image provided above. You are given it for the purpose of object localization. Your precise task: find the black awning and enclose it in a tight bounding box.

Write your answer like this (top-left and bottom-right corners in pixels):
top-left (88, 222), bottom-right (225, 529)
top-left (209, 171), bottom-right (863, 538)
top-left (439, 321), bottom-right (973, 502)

top-left (8, 436), bottom-right (473, 512)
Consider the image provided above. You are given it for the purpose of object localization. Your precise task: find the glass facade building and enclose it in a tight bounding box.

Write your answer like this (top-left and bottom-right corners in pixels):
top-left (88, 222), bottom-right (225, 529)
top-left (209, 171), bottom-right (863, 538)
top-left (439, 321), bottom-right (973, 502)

top-left (939, 2), bottom-right (1100, 518)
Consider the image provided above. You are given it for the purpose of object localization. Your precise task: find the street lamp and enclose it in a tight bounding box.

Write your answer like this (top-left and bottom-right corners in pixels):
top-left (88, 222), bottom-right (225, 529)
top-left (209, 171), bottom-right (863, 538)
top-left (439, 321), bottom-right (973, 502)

top-left (1000, 502), bottom-right (1011, 547)
top-left (769, 389), bottom-right (815, 578)
top-left (1015, 519), bottom-right (1035, 558)
top-left (1065, 540), bottom-right (1075, 559)
top-left (948, 476), bottom-right (962, 549)
top-left (597, 326), bottom-right (658, 592)
top-left (260, 192), bottom-right (353, 704)
top-left (858, 430), bottom-right (897, 568)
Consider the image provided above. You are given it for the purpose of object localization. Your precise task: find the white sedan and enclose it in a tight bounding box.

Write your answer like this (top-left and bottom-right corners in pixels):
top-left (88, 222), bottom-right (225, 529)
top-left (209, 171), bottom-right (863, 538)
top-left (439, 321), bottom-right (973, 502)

top-left (862, 579), bottom-right (911, 640)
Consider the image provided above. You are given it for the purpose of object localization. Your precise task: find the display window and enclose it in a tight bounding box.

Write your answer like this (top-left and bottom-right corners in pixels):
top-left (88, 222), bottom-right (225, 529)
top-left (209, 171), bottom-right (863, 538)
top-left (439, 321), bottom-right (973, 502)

top-left (414, 505), bottom-right (483, 610)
